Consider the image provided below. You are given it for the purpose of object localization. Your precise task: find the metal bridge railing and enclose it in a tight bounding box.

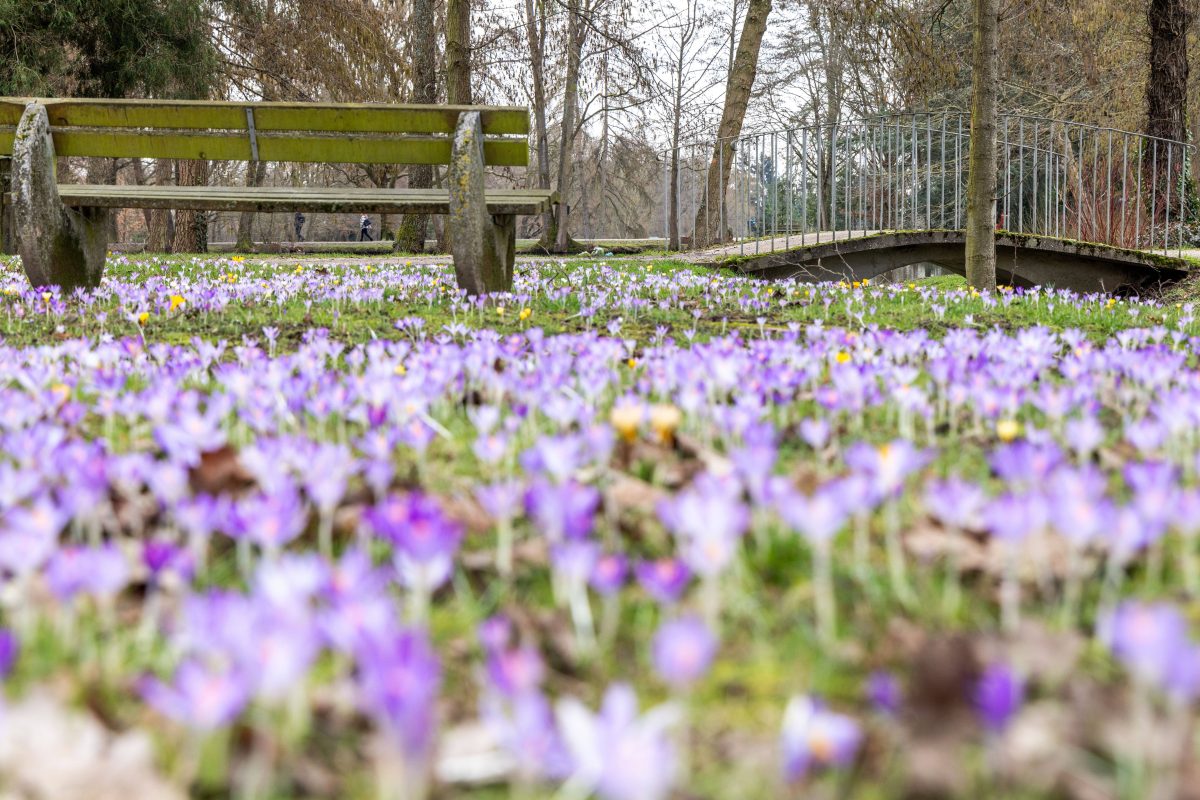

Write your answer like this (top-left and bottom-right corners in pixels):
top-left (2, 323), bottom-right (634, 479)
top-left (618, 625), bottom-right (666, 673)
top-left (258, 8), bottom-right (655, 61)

top-left (660, 112), bottom-right (1195, 257)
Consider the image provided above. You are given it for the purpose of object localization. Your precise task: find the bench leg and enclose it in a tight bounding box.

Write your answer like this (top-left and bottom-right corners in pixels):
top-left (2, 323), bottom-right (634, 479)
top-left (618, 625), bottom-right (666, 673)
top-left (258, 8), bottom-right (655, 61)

top-left (12, 103), bottom-right (109, 291)
top-left (447, 111), bottom-right (513, 295)
top-left (492, 213), bottom-right (516, 287)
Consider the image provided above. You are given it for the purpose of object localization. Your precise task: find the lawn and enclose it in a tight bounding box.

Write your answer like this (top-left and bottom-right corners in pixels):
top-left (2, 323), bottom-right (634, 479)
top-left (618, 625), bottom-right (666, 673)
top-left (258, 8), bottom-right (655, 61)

top-left (0, 253), bottom-right (1198, 799)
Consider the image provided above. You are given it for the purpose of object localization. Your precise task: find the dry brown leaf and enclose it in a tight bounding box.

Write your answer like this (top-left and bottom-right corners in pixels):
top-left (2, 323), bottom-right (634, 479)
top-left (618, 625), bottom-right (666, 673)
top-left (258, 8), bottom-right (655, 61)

top-left (440, 493), bottom-right (493, 536)
top-left (904, 520), bottom-right (989, 572)
top-left (189, 446), bottom-right (255, 496)
top-left (605, 475), bottom-right (666, 516)
top-left (976, 622), bottom-right (1085, 687)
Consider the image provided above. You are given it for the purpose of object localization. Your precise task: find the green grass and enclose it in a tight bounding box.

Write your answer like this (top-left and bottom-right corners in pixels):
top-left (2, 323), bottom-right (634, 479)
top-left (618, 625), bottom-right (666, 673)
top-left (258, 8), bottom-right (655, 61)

top-left (1, 253), bottom-right (1196, 799)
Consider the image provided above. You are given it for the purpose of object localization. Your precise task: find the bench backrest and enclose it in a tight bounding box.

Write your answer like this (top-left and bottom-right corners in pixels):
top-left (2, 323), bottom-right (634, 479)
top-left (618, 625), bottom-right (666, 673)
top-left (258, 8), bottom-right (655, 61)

top-left (0, 98), bottom-right (530, 166)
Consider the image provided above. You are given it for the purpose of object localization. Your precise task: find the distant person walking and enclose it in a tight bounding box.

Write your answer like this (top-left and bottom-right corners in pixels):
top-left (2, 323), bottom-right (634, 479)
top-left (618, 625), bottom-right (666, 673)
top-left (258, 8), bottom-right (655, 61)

top-left (359, 214), bottom-right (374, 242)
top-left (294, 211), bottom-right (306, 242)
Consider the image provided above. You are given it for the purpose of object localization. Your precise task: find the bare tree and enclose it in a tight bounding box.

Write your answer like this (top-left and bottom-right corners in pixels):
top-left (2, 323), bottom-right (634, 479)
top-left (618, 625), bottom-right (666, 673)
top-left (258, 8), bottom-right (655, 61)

top-left (658, 0), bottom-right (722, 250)
top-left (396, 0), bottom-right (439, 252)
top-left (446, 0), bottom-right (472, 104)
top-left (965, 0), bottom-right (998, 290)
top-left (692, 0), bottom-right (772, 247)
top-left (1145, 0), bottom-right (1191, 185)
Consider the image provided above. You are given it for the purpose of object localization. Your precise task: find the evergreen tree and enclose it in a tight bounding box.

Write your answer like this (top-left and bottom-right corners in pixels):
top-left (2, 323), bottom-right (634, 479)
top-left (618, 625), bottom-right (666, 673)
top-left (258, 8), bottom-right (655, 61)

top-left (0, 0), bottom-right (215, 98)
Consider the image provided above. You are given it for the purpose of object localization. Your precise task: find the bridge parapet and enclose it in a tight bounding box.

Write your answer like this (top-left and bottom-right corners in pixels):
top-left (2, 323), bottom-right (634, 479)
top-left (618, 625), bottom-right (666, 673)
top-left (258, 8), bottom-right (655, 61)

top-left (660, 112), bottom-right (1194, 259)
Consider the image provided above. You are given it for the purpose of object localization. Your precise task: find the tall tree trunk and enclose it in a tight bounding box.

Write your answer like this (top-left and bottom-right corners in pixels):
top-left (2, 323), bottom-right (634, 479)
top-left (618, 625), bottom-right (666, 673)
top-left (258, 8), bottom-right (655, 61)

top-left (691, 0), bottom-right (772, 248)
top-left (553, 0), bottom-right (587, 253)
top-left (174, 159), bottom-right (210, 254)
top-left (1146, 0), bottom-right (1191, 219)
top-left (965, 0), bottom-right (999, 291)
top-left (669, 58), bottom-right (684, 250)
top-left (446, 0), bottom-right (472, 105)
top-left (525, 0), bottom-right (554, 240)
top-left (397, 0), bottom-right (438, 253)
top-left (235, 160), bottom-right (267, 252)
top-left (147, 159), bottom-right (173, 253)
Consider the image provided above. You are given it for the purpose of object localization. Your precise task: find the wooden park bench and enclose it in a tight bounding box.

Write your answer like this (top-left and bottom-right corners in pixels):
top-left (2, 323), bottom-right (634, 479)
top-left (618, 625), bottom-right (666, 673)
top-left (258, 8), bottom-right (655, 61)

top-left (0, 98), bottom-right (555, 294)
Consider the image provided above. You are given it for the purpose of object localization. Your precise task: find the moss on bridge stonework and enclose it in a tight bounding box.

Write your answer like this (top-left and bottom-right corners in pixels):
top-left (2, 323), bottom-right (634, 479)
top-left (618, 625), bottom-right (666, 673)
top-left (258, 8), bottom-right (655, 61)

top-left (711, 229), bottom-right (1200, 276)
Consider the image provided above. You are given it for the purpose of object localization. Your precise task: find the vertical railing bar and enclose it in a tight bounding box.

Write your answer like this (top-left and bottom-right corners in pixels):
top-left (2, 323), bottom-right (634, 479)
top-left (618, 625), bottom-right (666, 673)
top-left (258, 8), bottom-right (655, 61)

top-left (1017, 118), bottom-right (1025, 233)
top-left (859, 124), bottom-right (867, 238)
top-left (1181, 145), bottom-right (1188, 257)
top-left (816, 125), bottom-right (824, 244)
top-left (1135, 135), bottom-right (1143, 248)
top-left (1151, 141), bottom-right (1158, 253)
top-left (1002, 115), bottom-right (1010, 230)
top-left (786, 130), bottom-right (793, 251)
top-left (830, 123), bottom-right (839, 240)
top-left (845, 122), bottom-right (852, 240)
top-left (925, 113), bottom-right (932, 230)
top-left (802, 127), bottom-right (809, 243)
top-left (1032, 119), bottom-right (1040, 234)
top-left (718, 141), bottom-right (725, 246)
top-left (1165, 144), bottom-right (1173, 254)
top-left (955, 114), bottom-right (963, 229)
top-left (940, 115), bottom-right (948, 228)
top-left (1077, 125), bottom-right (1084, 241)
top-left (1106, 131), bottom-right (1113, 243)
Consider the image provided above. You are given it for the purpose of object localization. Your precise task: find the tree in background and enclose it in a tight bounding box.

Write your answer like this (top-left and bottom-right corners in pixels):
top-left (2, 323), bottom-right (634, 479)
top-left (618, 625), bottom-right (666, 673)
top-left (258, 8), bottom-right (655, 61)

top-left (660, 0), bottom-right (722, 251)
top-left (691, 0), bottom-right (772, 248)
top-left (964, 0), bottom-right (999, 291)
top-left (395, 0), bottom-right (439, 253)
top-left (1145, 0), bottom-right (1192, 218)
top-left (446, 0), bottom-right (472, 105)
top-left (0, 0), bottom-right (214, 97)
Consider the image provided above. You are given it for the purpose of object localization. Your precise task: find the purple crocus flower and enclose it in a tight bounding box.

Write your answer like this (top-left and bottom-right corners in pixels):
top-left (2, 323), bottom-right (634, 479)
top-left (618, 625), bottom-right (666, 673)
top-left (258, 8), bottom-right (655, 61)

top-left (973, 664), bottom-right (1024, 732)
top-left (636, 558), bottom-right (692, 604)
top-left (551, 540), bottom-right (599, 585)
top-left (651, 616), bottom-right (717, 689)
top-left (866, 671), bottom-right (901, 716)
top-left (982, 491), bottom-right (1048, 542)
top-left (657, 473), bottom-right (748, 578)
top-left (525, 479), bottom-right (600, 542)
top-left (356, 627), bottom-right (442, 758)
top-left (366, 492), bottom-right (462, 560)
top-left (845, 440), bottom-right (929, 499)
top-left (45, 544), bottom-right (129, 602)
top-left (988, 441), bottom-right (1064, 487)
top-left (482, 690), bottom-right (572, 780)
top-left (233, 483), bottom-right (308, 550)
top-left (780, 695), bottom-right (863, 782)
top-left (366, 493), bottom-right (462, 593)
top-left (1099, 602), bottom-right (1194, 695)
top-left (486, 646), bottom-right (546, 698)
top-left (0, 629), bottom-right (18, 678)
top-left (589, 553), bottom-right (628, 596)
top-left (0, 495), bottom-right (66, 577)
top-left (1063, 415), bottom-right (1105, 456)
top-left (478, 615), bottom-right (513, 653)
top-left (798, 418), bottom-right (831, 450)
top-left (775, 482), bottom-right (849, 544)
top-left (923, 478), bottom-right (987, 531)
top-left (141, 660), bottom-right (250, 731)
top-left (556, 683), bottom-right (681, 800)
top-left (475, 480), bottom-right (524, 523)
top-left (142, 539), bottom-right (195, 582)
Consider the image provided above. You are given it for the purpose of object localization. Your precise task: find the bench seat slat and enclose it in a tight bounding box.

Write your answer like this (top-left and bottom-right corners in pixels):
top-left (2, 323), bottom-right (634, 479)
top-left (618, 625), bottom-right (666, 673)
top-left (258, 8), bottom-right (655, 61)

top-left (51, 184), bottom-right (556, 216)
